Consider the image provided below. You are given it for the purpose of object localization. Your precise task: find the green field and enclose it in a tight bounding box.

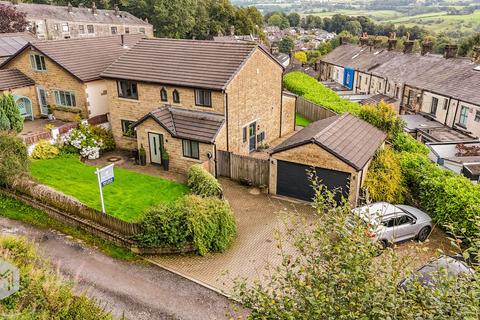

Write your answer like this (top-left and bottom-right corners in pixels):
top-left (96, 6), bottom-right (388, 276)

top-left (30, 155), bottom-right (189, 222)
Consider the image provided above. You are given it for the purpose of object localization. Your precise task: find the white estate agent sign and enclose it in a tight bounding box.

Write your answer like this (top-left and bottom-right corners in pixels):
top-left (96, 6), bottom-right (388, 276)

top-left (95, 164), bottom-right (115, 213)
top-left (0, 259), bottom-right (19, 300)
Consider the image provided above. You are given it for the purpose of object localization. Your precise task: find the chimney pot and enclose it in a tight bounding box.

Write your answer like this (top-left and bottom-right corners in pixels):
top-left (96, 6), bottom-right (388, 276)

top-left (340, 36), bottom-right (349, 45)
top-left (114, 5), bottom-right (120, 16)
top-left (421, 41), bottom-right (433, 56)
top-left (359, 32), bottom-right (369, 46)
top-left (373, 37), bottom-right (382, 49)
top-left (92, 2), bottom-right (97, 15)
top-left (67, 2), bottom-right (72, 13)
top-left (230, 26), bottom-right (235, 36)
top-left (444, 44), bottom-right (458, 59)
top-left (474, 46), bottom-right (480, 63)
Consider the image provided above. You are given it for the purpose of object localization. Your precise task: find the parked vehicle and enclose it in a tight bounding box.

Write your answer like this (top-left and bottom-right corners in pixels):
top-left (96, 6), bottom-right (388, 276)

top-left (399, 255), bottom-right (475, 290)
top-left (349, 202), bottom-right (433, 248)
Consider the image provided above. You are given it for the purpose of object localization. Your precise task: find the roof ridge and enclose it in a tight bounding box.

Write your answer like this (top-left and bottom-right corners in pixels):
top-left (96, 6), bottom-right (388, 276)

top-left (313, 113), bottom-right (347, 141)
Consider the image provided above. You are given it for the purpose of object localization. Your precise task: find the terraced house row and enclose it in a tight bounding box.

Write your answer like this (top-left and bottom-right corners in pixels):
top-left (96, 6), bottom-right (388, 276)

top-left (0, 34), bottom-right (297, 176)
top-left (319, 39), bottom-right (480, 138)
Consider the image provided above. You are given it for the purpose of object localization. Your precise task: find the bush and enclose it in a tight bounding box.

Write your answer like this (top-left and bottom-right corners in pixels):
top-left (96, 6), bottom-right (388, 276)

top-left (0, 133), bottom-right (28, 187)
top-left (364, 148), bottom-right (406, 203)
top-left (62, 123), bottom-right (102, 159)
top-left (358, 101), bottom-right (405, 139)
top-left (187, 164), bottom-right (223, 199)
top-left (0, 235), bottom-right (113, 319)
top-left (91, 126), bottom-right (116, 152)
top-left (392, 132), bottom-right (430, 155)
top-left (0, 93), bottom-right (23, 133)
top-left (31, 140), bottom-right (60, 159)
top-left (400, 152), bottom-right (480, 240)
top-left (135, 195), bottom-right (236, 256)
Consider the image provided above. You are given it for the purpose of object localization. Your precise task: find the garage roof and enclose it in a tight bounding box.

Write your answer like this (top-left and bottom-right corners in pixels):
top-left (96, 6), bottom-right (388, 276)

top-left (270, 113), bottom-right (386, 170)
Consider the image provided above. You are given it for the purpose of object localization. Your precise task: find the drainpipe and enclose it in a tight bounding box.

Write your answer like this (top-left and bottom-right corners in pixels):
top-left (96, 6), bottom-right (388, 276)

top-left (444, 97), bottom-right (452, 126)
top-left (224, 91), bottom-right (229, 152)
top-left (400, 84), bottom-right (406, 114)
top-left (279, 81), bottom-right (283, 138)
top-left (214, 144), bottom-right (218, 178)
top-left (383, 78), bottom-right (388, 95)
top-left (368, 73), bottom-right (373, 95)
top-left (452, 100), bottom-right (460, 128)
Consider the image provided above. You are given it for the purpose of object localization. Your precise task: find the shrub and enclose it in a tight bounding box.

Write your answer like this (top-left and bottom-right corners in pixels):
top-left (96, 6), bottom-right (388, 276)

top-left (358, 101), bottom-right (405, 139)
top-left (392, 132), bottom-right (430, 155)
top-left (31, 140), bottom-right (60, 159)
top-left (63, 123), bottom-right (102, 159)
top-left (91, 126), bottom-right (116, 152)
top-left (0, 235), bottom-right (113, 319)
top-left (184, 195), bottom-right (236, 256)
top-left (400, 152), bottom-right (480, 240)
top-left (0, 93), bottom-right (23, 133)
top-left (135, 195), bottom-right (236, 256)
top-left (187, 164), bottom-right (223, 199)
top-left (294, 51), bottom-right (307, 63)
top-left (364, 148), bottom-right (406, 203)
top-left (0, 133), bottom-right (28, 187)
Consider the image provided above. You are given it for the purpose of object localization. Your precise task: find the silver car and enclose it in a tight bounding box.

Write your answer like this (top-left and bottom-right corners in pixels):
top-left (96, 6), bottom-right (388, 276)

top-left (350, 202), bottom-right (433, 248)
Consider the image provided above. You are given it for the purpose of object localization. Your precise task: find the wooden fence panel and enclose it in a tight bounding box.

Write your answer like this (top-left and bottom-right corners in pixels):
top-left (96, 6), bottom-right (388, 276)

top-left (296, 96), bottom-right (337, 122)
top-left (230, 154), bottom-right (269, 186)
top-left (216, 150), bottom-right (231, 177)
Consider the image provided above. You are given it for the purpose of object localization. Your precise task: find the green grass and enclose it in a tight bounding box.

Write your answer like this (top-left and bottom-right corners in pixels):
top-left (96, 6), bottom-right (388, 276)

top-left (30, 155), bottom-right (189, 222)
top-left (296, 113), bottom-right (312, 127)
top-left (0, 194), bottom-right (137, 261)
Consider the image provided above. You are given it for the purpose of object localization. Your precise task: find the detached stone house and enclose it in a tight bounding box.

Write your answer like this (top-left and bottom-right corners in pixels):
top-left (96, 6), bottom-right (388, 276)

top-left (1, 1), bottom-right (153, 40)
top-left (0, 69), bottom-right (36, 120)
top-left (100, 38), bottom-right (296, 174)
top-left (269, 113), bottom-right (386, 205)
top-left (0, 34), bottom-right (143, 121)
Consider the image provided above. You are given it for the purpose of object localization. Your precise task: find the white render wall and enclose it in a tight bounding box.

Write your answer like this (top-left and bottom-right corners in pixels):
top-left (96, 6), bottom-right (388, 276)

top-left (86, 80), bottom-right (109, 117)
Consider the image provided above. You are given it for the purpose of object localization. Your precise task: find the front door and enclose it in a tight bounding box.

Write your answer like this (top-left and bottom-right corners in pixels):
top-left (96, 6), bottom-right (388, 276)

top-left (148, 133), bottom-right (163, 165)
top-left (248, 122), bottom-right (256, 152)
top-left (37, 87), bottom-right (49, 115)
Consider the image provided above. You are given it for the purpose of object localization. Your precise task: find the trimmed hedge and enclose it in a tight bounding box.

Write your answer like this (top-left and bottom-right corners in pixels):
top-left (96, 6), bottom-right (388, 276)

top-left (0, 133), bottom-right (29, 187)
top-left (135, 195), bottom-right (236, 256)
top-left (392, 132), bottom-right (430, 155)
top-left (187, 164), bottom-right (223, 199)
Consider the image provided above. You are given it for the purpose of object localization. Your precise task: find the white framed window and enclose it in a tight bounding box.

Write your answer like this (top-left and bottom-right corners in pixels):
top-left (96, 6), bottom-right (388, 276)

top-left (195, 89), bottom-right (212, 107)
top-left (430, 97), bottom-right (438, 115)
top-left (54, 90), bottom-right (76, 107)
top-left (30, 54), bottom-right (46, 71)
top-left (459, 106), bottom-right (469, 127)
top-left (475, 110), bottom-right (480, 123)
top-left (111, 26), bottom-right (118, 34)
top-left (125, 27), bottom-right (130, 34)
top-left (87, 25), bottom-right (94, 34)
top-left (62, 23), bottom-right (69, 32)
top-left (79, 25), bottom-right (85, 34)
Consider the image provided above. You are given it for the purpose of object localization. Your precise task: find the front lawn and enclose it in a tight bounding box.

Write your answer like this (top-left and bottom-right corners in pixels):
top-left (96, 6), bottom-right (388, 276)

top-left (296, 113), bottom-right (312, 127)
top-left (30, 155), bottom-right (189, 222)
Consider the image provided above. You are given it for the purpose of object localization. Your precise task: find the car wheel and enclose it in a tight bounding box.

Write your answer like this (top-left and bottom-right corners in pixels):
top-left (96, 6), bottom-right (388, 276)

top-left (417, 227), bottom-right (431, 242)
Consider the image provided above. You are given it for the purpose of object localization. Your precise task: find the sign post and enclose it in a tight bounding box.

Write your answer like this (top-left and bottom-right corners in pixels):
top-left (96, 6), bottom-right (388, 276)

top-left (95, 164), bottom-right (115, 213)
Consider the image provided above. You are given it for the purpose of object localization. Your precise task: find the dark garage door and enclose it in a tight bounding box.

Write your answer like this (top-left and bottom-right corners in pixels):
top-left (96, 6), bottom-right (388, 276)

top-left (276, 160), bottom-right (351, 203)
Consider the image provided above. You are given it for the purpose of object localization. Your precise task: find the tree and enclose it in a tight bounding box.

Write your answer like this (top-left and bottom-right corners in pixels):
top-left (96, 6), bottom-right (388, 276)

top-left (233, 183), bottom-right (479, 319)
top-left (287, 12), bottom-right (300, 28)
top-left (152, 0), bottom-right (196, 38)
top-left (0, 3), bottom-right (28, 33)
top-left (294, 51), bottom-right (307, 63)
top-left (0, 94), bottom-right (23, 133)
top-left (0, 133), bottom-right (29, 187)
top-left (277, 37), bottom-right (294, 54)
top-left (345, 20), bottom-right (363, 37)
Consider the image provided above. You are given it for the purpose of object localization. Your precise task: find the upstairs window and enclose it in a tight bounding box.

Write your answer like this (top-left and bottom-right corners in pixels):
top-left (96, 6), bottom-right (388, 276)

top-left (54, 90), bottom-right (76, 107)
top-left (195, 89), bottom-right (212, 107)
top-left (125, 27), bottom-right (130, 34)
top-left (117, 80), bottom-right (138, 100)
top-left (87, 25), bottom-right (94, 34)
top-left (475, 110), bottom-right (480, 123)
top-left (160, 87), bottom-right (168, 102)
top-left (459, 106), bottom-right (469, 127)
top-left (30, 54), bottom-right (46, 71)
top-left (430, 97), bottom-right (438, 116)
top-left (139, 27), bottom-right (145, 34)
top-left (111, 26), bottom-right (118, 34)
top-left (79, 25), bottom-right (85, 34)
top-left (172, 89), bottom-right (180, 103)
top-left (62, 23), bottom-right (69, 32)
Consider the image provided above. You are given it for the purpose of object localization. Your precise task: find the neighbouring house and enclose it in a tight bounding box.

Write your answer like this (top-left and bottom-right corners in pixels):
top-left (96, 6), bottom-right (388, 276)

top-left (101, 38), bottom-right (296, 174)
top-left (427, 141), bottom-right (480, 182)
top-left (0, 32), bottom-right (37, 65)
top-left (1, 1), bottom-right (153, 40)
top-left (269, 113), bottom-right (386, 205)
top-left (319, 40), bottom-right (480, 139)
top-left (0, 34), bottom-right (144, 122)
top-left (0, 69), bottom-right (36, 120)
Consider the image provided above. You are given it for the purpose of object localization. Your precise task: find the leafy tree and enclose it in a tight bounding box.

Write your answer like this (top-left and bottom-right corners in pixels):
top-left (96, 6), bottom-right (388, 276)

top-left (277, 37), bottom-right (294, 54)
top-left (345, 20), bottom-right (363, 36)
top-left (0, 133), bottom-right (29, 187)
top-left (152, 0), bottom-right (196, 38)
top-left (294, 51), bottom-right (307, 63)
top-left (233, 183), bottom-right (479, 319)
top-left (0, 94), bottom-right (23, 133)
top-left (0, 3), bottom-right (28, 33)
top-left (268, 13), bottom-right (289, 30)
top-left (287, 12), bottom-right (300, 27)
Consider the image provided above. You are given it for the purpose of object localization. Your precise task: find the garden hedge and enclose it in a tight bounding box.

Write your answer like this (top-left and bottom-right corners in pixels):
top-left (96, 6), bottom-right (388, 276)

top-left (283, 72), bottom-right (480, 242)
top-left (187, 164), bottom-right (223, 199)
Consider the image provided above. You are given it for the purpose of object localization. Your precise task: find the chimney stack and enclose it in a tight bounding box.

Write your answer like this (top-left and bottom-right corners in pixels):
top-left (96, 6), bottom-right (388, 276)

top-left (443, 44), bottom-right (458, 59)
top-left (473, 46), bottom-right (480, 63)
top-left (270, 45), bottom-right (279, 55)
top-left (230, 26), bottom-right (235, 36)
top-left (67, 2), bottom-right (72, 13)
top-left (387, 32), bottom-right (397, 51)
top-left (114, 5), bottom-right (120, 16)
top-left (340, 36), bottom-right (349, 45)
top-left (373, 37), bottom-right (382, 49)
top-left (403, 32), bottom-right (414, 54)
top-left (91, 2), bottom-right (97, 15)
top-left (359, 32), bottom-right (369, 46)
top-left (421, 41), bottom-right (433, 56)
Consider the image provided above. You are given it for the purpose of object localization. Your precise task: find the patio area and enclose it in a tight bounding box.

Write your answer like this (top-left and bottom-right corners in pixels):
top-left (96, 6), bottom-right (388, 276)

top-left (19, 118), bottom-right (75, 145)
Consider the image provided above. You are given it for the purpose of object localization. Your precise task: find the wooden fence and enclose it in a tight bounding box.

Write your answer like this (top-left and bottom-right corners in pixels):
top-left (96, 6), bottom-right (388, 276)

top-left (216, 151), bottom-right (269, 186)
top-left (296, 96), bottom-right (337, 122)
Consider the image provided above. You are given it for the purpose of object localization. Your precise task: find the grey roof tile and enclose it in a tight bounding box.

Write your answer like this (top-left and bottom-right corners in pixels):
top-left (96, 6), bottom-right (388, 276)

top-left (0, 69), bottom-right (34, 90)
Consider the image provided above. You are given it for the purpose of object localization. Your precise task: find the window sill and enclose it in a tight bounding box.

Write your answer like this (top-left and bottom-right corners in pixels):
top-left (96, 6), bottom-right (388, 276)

top-left (181, 156), bottom-right (202, 163)
top-left (455, 123), bottom-right (467, 129)
top-left (117, 97), bottom-right (140, 103)
top-left (122, 135), bottom-right (137, 141)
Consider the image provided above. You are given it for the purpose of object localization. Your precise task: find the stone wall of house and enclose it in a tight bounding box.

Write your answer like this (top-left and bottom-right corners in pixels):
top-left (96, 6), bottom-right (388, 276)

top-left (281, 93), bottom-right (296, 136)
top-left (3, 48), bottom-right (88, 121)
top-left (225, 48), bottom-right (283, 155)
top-left (106, 79), bottom-right (225, 149)
top-left (135, 118), bottom-right (215, 174)
top-left (34, 19), bottom-right (153, 40)
top-left (269, 143), bottom-right (359, 205)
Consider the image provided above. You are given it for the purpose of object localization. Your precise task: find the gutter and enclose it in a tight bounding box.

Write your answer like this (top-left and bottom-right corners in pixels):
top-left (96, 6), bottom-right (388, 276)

top-left (224, 91), bottom-right (229, 152)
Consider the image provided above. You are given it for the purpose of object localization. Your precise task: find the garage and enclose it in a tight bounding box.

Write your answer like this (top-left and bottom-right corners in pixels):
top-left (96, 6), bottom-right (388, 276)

top-left (277, 160), bottom-right (350, 203)
top-left (269, 113), bottom-right (386, 205)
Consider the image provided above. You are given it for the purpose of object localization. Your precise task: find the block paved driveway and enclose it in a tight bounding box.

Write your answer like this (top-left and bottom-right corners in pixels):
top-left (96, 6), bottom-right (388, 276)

top-left (149, 178), bottom-right (317, 295)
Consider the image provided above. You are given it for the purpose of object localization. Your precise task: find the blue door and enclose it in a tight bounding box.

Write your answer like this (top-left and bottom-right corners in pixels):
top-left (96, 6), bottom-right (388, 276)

top-left (343, 67), bottom-right (355, 90)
